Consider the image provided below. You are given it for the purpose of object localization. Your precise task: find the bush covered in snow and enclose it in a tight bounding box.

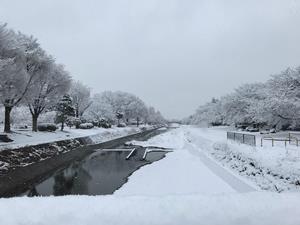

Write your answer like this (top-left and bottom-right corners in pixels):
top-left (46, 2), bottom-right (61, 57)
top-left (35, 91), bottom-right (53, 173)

top-left (117, 122), bottom-right (127, 128)
top-left (14, 124), bottom-right (29, 130)
top-left (79, 123), bottom-right (94, 129)
top-left (37, 123), bottom-right (57, 132)
top-left (66, 117), bottom-right (82, 128)
top-left (98, 119), bottom-right (112, 129)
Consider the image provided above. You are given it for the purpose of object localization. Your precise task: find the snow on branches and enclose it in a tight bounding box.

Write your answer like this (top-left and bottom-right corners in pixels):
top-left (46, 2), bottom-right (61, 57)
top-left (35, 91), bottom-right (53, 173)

top-left (187, 66), bottom-right (300, 130)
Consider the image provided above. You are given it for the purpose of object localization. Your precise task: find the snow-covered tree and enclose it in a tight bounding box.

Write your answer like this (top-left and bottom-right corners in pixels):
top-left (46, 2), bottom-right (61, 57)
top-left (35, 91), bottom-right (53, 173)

top-left (0, 26), bottom-right (40, 132)
top-left (86, 91), bottom-right (164, 125)
top-left (26, 62), bottom-right (72, 131)
top-left (55, 95), bottom-right (75, 131)
top-left (186, 66), bottom-right (300, 130)
top-left (261, 67), bottom-right (300, 128)
top-left (123, 96), bottom-right (148, 126)
top-left (116, 111), bottom-right (124, 125)
top-left (69, 80), bottom-right (92, 118)
top-left (85, 93), bottom-right (115, 123)
top-left (95, 91), bottom-right (149, 124)
top-left (146, 107), bottom-right (165, 125)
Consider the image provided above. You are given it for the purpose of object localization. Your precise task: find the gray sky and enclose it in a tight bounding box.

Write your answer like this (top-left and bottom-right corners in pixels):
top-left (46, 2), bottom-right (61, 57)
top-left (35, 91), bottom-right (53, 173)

top-left (1, 0), bottom-right (300, 119)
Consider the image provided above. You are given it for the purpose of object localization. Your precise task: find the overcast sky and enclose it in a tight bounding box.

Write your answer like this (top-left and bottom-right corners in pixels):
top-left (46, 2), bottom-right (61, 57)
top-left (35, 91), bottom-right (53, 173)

top-left (1, 0), bottom-right (300, 119)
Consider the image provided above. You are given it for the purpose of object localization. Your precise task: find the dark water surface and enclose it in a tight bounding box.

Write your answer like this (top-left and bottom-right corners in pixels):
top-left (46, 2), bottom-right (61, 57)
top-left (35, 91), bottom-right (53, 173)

top-left (22, 147), bottom-right (166, 197)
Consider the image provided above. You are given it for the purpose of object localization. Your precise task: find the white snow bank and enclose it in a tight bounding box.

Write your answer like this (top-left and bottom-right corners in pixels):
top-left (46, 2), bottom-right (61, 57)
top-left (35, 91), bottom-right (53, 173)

top-left (0, 192), bottom-right (299, 225)
top-left (115, 150), bottom-right (235, 196)
top-left (185, 126), bottom-right (300, 192)
top-left (127, 128), bottom-right (186, 149)
top-left (0, 126), bottom-right (144, 150)
top-left (118, 127), bottom-right (254, 195)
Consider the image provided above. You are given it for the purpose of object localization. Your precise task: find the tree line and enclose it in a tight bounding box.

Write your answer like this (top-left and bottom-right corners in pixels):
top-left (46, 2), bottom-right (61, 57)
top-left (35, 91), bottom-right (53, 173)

top-left (185, 67), bottom-right (300, 130)
top-left (0, 23), bottom-right (165, 133)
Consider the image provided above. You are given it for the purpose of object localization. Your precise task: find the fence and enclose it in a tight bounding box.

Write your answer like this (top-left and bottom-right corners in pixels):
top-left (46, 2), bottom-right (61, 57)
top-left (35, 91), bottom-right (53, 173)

top-left (227, 132), bottom-right (256, 146)
top-left (261, 134), bottom-right (299, 147)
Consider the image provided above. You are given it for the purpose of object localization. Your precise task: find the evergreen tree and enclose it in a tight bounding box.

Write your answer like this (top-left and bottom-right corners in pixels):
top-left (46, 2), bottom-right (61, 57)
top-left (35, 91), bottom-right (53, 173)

top-left (56, 95), bottom-right (75, 131)
top-left (116, 111), bottom-right (124, 125)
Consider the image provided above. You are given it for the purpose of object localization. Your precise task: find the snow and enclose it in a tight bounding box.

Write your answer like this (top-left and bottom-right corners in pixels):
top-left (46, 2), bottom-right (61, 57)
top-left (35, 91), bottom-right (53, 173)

top-left (121, 126), bottom-right (300, 193)
top-left (0, 193), bottom-right (300, 225)
top-left (117, 127), bottom-right (255, 196)
top-left (178, 126), bottom-right (300, 192)
top-left (0, 126), bottom-right (145, 150)
top-left (1, 126), bottom-right (300, 225)
top-left (116, 150), bottom-right (235, 196)
top-left (127, 128), bottom-right (187, 149)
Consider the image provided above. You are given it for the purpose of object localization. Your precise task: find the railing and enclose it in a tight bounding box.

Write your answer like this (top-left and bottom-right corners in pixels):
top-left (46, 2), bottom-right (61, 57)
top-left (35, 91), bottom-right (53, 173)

top-left (228, 131), bottom-right (300, 148)
top-left (227, 132), bottom-right (256, 146)
top-left (261, 135), bottom-right (299, 147)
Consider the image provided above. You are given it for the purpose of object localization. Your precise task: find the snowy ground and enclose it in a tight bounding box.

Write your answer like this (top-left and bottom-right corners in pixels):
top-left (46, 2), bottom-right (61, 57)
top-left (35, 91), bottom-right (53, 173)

top-left (1, 193), bottom-right (300, 225)
top-left (186, 127), bottom-right (300, 192)
top-left (128, 126), bottom-right (300, 192)
top-left (117, 127), bottom-right (255, 196)
top-left (0, 126), bottom-right (148, 150)
top-left (1, 126), bottom-right (300, 225)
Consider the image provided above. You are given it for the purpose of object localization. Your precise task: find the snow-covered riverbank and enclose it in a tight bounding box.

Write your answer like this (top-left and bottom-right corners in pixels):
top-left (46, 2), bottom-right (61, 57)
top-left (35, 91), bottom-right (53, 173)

top-left (185, 127), bottom-right (300, 192)
top-left (0, 126), bottom-right (149, 151)
top-left (126, 126), bottom-right (300, 192)
top-left (116, 127), bottom-right (255, 196)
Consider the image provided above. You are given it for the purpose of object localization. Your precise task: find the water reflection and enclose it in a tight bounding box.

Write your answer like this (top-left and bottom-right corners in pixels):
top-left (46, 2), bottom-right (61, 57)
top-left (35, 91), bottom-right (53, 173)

top-left (23, 149), bottom-right (165, 196)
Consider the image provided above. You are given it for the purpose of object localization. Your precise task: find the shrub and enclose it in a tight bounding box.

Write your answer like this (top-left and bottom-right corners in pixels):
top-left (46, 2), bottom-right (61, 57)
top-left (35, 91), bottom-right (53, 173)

top-left (91, 120), bottom-right (100, 127)
top-left (15, 124), bottom-right (29, 129)
top-left (101, 122), bottom-right (111, 129)
top-left (140, 127), bottom-right (147, 131)
top-left (79, 123), bottom-right (94, 129)
top-left (38, 123), bottom-right (57, 132)
top-left (117, 122), bottom-right (126, 128)
top-left (99, 119), bottom-right (112, 129)
top-left (66, 117), bottom-right (81, 128)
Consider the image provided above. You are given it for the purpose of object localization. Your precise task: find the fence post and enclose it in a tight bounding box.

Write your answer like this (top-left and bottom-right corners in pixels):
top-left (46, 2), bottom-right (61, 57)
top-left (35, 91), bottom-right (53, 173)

top-left (289, 133), bottom-right (291, 144)
top-left (261, 138), bottom-right (263, 147)
top-left (272, 138), bottom-right (274, 147)
top-left (234, 132), bottom-right (236, 141)
top-left (242, 134), bottom-right (245, 144)
top-left (285, 140), bottom-right (287, 148)
top-left (254, 135), bottom-right (256, 146)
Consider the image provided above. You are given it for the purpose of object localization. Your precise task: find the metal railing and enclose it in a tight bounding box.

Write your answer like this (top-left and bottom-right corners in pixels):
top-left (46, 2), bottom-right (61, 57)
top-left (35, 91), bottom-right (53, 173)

top-left (227, 132), bottom-right (256, 146)
top-left (261, 135), bottom-right (299, 147)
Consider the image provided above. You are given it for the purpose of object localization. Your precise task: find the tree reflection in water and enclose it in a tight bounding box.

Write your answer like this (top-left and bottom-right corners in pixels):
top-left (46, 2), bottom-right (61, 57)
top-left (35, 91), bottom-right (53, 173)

top-left (53, 163), bottom-right (92, 196)
top-left (27, 187), bottom-right (40, 197)
top-left (23, 149), bottom-right (165, 196)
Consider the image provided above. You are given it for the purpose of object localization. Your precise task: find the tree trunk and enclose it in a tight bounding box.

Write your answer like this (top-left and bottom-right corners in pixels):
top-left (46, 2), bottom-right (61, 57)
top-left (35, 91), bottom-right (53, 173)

top-left (4, 106), bottom-right (12, 133)
top-left (75, 108), bottom-right (79, 118)
top-left (61, 121), bottom-right (64, 131)
top-left (32, 114), bottom-right (39, 132)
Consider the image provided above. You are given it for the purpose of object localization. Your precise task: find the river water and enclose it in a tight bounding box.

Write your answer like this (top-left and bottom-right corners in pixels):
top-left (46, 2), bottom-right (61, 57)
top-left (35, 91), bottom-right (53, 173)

top-left (21, 146), bottom-right (166, 196)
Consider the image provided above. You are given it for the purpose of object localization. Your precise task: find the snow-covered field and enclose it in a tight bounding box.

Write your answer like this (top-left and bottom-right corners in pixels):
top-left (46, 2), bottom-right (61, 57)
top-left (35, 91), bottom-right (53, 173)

top-left (185, 127), bottom-right (300, 192)
top-left (1, 126), bottom-right (300, 225)
top-left (0, 126), bottom-right (147, 150)
top-left (130, 126), bottom-right (300, 192)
